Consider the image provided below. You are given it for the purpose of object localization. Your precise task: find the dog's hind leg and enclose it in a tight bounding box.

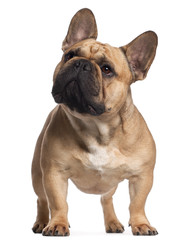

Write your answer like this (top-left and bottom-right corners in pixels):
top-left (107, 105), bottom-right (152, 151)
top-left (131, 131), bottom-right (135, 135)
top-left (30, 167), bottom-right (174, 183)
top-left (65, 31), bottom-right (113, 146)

top-left (101, 186), bottom-right (124, 233)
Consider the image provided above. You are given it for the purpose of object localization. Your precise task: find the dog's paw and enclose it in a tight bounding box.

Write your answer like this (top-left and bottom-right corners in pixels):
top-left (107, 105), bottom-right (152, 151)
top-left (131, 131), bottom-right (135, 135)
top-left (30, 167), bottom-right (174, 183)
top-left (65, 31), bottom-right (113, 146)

top-left (105, 220), bottom-right (124, 233)
top-left (131, 224), bottom-right (158, 236)
top-left (32, 222), bottom-right (47, 233)
top-left (42, 222), bottom-right (70, 236)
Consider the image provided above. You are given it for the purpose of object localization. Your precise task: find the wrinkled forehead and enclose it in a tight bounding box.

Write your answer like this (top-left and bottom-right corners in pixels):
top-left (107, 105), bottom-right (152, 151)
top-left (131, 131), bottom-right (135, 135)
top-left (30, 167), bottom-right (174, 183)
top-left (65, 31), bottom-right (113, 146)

top-left (72, 39), bottom-right (124, 63)
top-left (80, 40), bottom-right (110, 58)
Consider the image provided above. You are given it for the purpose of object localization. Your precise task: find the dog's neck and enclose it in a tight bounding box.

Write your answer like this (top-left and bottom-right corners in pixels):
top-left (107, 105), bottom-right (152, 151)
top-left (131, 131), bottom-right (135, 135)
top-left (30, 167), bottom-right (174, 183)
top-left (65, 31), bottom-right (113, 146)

top-left (63, 90), bottom-right (134, 146)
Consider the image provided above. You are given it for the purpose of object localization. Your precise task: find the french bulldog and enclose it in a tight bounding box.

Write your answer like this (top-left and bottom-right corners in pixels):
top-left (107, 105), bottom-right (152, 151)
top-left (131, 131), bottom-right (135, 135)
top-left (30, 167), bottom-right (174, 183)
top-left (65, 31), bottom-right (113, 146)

top-left (32, 8), bottom-right (158, 236)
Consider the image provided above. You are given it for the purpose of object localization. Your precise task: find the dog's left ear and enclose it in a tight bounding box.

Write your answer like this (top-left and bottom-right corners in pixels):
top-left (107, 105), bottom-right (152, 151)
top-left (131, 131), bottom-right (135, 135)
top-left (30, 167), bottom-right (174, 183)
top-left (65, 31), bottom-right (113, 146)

top-left (121, 31), bottom-right (158, 82)
top-left (62, 8), bottom-right (98, 51)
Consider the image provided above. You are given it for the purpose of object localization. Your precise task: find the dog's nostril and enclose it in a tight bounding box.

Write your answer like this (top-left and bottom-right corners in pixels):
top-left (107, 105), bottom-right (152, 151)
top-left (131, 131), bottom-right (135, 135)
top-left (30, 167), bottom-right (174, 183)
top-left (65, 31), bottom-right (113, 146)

top-left (75, 61), bottom-right (80, 69)
top-left (83, 63), bottom-right (91, 71)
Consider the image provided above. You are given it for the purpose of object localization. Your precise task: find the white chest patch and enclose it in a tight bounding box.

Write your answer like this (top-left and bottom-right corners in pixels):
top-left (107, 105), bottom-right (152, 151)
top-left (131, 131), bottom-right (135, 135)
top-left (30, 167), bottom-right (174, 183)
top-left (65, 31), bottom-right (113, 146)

top-left (87, 145), bottom-right (114, 171)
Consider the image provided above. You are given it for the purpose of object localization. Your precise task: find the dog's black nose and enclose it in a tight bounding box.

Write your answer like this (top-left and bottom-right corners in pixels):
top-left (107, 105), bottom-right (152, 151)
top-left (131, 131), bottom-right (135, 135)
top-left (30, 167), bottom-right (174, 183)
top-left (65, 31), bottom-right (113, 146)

top-left (74, 59), bottom-right (92, 72)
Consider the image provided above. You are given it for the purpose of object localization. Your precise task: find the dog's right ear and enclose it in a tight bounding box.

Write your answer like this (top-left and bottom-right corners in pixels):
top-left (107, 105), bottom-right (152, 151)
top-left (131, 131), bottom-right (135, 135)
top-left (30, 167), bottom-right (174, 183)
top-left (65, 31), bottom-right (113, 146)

top-left (62, 8), bottom-right (98, 51)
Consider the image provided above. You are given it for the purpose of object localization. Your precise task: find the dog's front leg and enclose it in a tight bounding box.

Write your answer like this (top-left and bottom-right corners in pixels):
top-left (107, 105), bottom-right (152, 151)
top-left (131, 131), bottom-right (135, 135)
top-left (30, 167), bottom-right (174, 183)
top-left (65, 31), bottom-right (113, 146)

top-left (42, 169), bottom-right (70, 236)
top-left (128, 171), bottom-right (158, 235)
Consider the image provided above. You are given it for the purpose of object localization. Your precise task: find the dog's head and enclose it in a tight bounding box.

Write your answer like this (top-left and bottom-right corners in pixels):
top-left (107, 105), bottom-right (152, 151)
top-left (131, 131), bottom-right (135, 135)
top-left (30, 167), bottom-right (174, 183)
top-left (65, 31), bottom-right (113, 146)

top-left (52, 8), bottom-right (158, 117)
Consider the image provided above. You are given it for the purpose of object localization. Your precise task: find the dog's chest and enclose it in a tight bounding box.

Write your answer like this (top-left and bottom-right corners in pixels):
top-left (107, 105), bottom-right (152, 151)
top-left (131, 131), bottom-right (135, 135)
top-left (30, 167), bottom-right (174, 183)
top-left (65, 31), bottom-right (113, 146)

top-left (71, 144), bottom-right (131, 194)
top-left (87, 145), bottom-right (114, 171)
top-left (70, 139), bottom-right (145, 194)
top-left (85, 143), bottom-right (125, 172)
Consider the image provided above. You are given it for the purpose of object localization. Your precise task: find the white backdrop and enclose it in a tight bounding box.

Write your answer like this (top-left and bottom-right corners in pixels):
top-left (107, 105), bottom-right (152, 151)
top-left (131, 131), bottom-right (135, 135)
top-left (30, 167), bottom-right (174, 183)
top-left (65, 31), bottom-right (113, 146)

top-left (0, 0), bottom-right (187, 239)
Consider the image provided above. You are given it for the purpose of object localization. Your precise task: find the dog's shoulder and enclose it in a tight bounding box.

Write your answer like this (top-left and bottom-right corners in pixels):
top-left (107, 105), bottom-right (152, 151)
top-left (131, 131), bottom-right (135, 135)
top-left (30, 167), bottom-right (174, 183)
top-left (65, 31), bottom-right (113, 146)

top-left (42, 105), bottom-right (66, 137)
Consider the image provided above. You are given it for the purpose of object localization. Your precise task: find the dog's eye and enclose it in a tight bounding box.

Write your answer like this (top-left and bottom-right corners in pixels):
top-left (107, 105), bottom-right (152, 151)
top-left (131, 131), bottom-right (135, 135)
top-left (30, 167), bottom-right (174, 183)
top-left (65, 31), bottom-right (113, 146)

top-left (101, 65), bottom-right (113, 76)
top-left (64, 51), bottom-right (75, 62)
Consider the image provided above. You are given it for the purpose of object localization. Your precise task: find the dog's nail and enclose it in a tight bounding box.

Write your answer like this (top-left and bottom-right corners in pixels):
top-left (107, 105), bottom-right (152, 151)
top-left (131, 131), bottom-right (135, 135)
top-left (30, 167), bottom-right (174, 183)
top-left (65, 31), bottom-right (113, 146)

top-left (148, 230), bottom-right (152, 235)
top-left (152, 230), bottom-right (158, 235)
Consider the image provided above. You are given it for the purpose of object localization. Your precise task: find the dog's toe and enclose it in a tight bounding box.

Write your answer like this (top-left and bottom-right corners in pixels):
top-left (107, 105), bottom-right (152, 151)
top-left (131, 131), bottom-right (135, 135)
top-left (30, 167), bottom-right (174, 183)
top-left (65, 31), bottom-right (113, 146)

top-left (106, 220), bottom-right (124, 233)
top-left (131, 224), bottom-right (158, 236)
top-left (42, 223), bottom-right (70, 236)
top-left (32, 222), bottom-right (47, 233)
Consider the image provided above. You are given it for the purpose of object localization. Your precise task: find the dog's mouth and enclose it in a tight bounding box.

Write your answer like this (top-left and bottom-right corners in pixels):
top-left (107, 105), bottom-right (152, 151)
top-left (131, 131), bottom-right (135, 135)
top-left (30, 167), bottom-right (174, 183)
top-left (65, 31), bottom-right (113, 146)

top-left (52, 92), bottom-right (103, 116)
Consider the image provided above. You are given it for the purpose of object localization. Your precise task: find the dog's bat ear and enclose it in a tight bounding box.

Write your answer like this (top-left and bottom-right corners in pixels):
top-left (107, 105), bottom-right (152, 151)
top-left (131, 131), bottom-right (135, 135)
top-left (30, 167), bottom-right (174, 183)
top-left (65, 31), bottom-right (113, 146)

top-left (121, 31), bottom-right (158, 82)
top-left (62, 8), bottom-right (98, 51)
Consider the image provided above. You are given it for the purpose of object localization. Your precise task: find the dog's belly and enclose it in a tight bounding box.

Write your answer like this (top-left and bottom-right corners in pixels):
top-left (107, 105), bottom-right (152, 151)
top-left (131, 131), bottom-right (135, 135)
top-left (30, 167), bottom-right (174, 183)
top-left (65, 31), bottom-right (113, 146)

top-left (70, 168), bottom-right (126, 194)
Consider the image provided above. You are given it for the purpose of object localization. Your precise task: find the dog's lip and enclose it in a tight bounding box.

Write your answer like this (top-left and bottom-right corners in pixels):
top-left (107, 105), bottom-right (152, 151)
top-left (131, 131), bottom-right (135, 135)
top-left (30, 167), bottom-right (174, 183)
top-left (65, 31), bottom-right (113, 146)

top-left (52, 79), bottom-right (75, 96)
top-left (87, 103), bottom-right (105, 116)
top-left (52, 94), bottom-right (100, 115)
top-left (51, 92), bottom-right (104, 116)
top-left (87, 104), bottom-right (97, 115)
top-left (51, 92), bottom-right (63, 103)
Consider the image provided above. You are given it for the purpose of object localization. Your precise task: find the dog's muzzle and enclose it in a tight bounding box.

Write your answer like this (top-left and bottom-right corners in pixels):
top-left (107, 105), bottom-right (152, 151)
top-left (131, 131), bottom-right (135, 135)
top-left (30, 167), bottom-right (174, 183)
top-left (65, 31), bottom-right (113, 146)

top-left (52, 59), bottom-right (105, 116)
